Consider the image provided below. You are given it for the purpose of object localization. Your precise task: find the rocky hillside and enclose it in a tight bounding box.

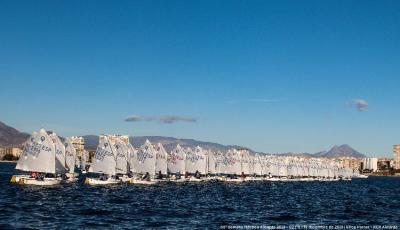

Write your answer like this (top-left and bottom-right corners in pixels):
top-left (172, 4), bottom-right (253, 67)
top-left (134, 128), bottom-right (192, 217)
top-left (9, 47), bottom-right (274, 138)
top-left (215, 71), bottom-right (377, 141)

top-left (0, 121), bottom-right (29, 147)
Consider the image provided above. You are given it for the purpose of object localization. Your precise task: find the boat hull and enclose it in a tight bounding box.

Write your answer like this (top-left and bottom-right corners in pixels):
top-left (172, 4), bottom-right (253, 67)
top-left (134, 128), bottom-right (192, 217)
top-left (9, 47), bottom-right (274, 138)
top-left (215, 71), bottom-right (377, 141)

top-left (84, 177), bottom-right (120, 185)
top-left (10, 175), bottom-right (30, 183)
top-left (186, 177), bottom-right (204, 182)
top-left (18, 177), bottom-right (61, 186)
top-left (128, 179), bottom-right (157, 185)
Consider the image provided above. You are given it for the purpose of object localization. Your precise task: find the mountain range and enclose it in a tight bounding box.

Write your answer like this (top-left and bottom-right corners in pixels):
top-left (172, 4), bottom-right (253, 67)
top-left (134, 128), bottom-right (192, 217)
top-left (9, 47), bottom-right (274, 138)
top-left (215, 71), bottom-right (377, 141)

top-left (0, 121), bottom-right (29, 147)
top-left (0, 120), bottom-right (366, 158)
top-left (83, 135), bottom-right (248, 153)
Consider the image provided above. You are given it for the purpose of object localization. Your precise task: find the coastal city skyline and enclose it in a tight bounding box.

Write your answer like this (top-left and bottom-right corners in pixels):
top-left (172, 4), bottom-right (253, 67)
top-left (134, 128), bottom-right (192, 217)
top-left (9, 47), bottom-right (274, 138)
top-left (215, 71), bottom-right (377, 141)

top-left (1, 1), bottom-right (400, 156)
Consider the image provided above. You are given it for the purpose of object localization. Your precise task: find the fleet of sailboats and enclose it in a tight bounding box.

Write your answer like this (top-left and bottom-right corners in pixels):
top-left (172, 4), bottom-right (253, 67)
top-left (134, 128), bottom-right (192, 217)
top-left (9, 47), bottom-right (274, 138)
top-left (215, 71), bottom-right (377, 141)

top-left (11, 129), bottom-right (77, 185)
top-left (11, 130), bottom-right (365, 186)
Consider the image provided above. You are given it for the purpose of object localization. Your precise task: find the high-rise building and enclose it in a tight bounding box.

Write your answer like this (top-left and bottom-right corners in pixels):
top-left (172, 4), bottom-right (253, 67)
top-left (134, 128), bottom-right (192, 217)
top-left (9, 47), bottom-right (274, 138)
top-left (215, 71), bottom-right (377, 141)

top-left (362, 158), bottom-right (378, 172)
top-left (71, 136), bottom-right (85, 157)
top-left (335, 157), bottom-right (362, 171)
top-left (393, 145), bottom-right (400, 169)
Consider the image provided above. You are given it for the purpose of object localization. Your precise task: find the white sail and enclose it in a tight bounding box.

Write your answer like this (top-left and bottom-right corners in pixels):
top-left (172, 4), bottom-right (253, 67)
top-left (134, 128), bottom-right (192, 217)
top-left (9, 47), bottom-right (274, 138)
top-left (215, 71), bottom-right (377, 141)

top-left (248, 155), bottom-right (254, 175)
top-left (168, 144), bottom-right (186, 174)
top-left (207, 150), bottom-right (217, 174)
top-left (185, 147), bottom-right (206, 174)
top-left (64, 137), bottom-right (76, 174)
top-left (16, 129), bottom-right (56, 174)
top-left (224, 149), bottom-right (241, 175)
top-left (253, 154), bottom-right (263, 175)
top-left (50, 133), bottom-right (67, 174)
top-left (81, 150), bottom-right (87, 169)
top-left (135, 140), bottom-right (156, 176)
top-left (115, 139), bottom-right (129, 174)
top-left (90, 136), bottom-right (117, 175)
top-left (240, 151), bottom-right (251, 175)
top-left (128, 143), bottom-right (137, 173)
top-left (155, 143), bottom-right (168, 175)
top-left (214, 151), bottom-right (225, 174)
top-left (190, 146), bottom-right (207, 174)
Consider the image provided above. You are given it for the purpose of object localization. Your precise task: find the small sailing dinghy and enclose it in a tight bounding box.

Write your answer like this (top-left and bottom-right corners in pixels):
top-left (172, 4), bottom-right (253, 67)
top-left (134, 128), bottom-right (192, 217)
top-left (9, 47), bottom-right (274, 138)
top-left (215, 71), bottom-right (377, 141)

top-left (185, 146), bottom-right (207, 182)
top-left (85, 136), bottom-right (120, 185)
top-left (11, 129), bottom-right (62, 186)
top-left (64, 137), bottom-right (78, 182)
top-left (223, 149), bottom-right (244, 182)
top-left (154, 143), bottom-right (168, 182)
top-left (167, 144), bottom-right (187, 183)
top-left (114, 138), bottom-right (131, 183)
top-left (129, 140), bottom-right (157, 185)
top-left (80, 150), bottom-right (88, 174)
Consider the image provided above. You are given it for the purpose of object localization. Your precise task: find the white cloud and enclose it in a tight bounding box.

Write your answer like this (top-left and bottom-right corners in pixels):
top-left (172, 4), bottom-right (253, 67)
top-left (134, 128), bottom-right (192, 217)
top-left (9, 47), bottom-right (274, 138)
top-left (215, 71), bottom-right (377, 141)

top-left (349, 99), bottom-right (368, 112)
top-left (125, 115), bottom-right (197, 124)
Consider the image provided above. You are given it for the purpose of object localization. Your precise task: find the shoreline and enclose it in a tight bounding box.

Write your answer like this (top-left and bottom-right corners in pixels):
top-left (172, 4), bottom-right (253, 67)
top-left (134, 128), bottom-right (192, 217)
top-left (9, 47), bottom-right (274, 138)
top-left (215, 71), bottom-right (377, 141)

top-left (0, 160), bottom-right (17, 163)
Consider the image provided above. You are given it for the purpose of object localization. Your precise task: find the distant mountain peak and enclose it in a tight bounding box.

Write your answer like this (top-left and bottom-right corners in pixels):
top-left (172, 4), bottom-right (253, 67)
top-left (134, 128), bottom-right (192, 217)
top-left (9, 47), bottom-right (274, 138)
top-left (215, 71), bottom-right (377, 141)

top-left (314, 144), bottom-right (365, 158)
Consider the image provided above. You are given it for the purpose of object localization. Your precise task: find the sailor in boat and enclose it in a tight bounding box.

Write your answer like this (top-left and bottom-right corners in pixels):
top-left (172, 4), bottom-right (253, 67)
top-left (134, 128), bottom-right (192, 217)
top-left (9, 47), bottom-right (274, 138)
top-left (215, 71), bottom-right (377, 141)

top-left (194, 170), bottom-right (201, 179)
top-left (240, 172), bottom-right (246, 180)
top-left (30, 171), bottom-right (38, 178)
top-left (176, 171), bottom-right (182, 180)
top-left (99, 173), bottom-right (108, 181)
top-left (142, 172), bottom-right (151, 181)
top-left (156, 170), bottom-right (163, 180)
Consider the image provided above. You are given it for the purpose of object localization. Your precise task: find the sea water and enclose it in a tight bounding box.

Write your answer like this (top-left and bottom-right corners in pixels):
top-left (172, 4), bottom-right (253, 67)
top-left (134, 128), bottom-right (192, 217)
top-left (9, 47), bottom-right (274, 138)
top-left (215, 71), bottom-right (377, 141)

top-left (0, 162), bottom-right (399, 229)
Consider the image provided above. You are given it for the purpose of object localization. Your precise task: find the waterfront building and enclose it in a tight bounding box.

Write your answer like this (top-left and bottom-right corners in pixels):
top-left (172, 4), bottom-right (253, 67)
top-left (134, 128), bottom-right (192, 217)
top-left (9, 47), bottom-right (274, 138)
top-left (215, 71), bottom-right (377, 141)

top-left (335, 157), bottom-right (362, 171)
top-left (362, 158), bottom-right (378, 172)
top-left (0, 147), bottom-right (5, 159)
top-left (71, 136), bottom-right (85, 157)
top-left (377, 158), bottom-right (392, 172)
top-left (0, 147), bottom-right (22, 159)
top-left (393, 145), bottom-right (400, 169)
top-left (100, 134), bottom-right (130, 145)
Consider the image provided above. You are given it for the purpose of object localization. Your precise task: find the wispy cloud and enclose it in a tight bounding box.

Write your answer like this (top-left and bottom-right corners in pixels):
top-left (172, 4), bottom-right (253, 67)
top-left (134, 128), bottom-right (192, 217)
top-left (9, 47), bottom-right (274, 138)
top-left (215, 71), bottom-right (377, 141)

top-left (228, 98), bottom-right (280, 104)
top-left (348, 99), bottom-right (368, 112)
top-left (125, 115), bottom-right (197, 124)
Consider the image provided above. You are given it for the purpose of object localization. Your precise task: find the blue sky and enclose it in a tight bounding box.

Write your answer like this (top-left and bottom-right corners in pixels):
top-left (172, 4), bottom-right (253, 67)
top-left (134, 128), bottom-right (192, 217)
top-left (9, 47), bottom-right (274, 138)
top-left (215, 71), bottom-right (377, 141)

top-left (0, 0), bottom-right (399, 156)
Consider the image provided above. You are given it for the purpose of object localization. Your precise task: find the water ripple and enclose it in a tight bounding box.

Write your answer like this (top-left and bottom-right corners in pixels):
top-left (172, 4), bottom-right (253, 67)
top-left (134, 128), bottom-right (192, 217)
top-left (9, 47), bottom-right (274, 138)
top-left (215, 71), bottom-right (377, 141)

top-left (1, 162), bottom-right (400, 229)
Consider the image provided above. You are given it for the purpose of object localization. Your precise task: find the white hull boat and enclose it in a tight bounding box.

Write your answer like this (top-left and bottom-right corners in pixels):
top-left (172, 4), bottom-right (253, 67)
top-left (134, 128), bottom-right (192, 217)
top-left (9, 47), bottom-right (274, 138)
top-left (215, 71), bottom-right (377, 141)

top-left (265, 177), bottom-right (282, 181)
top-left (18, 177), bottom-right (61, 186)
top-left (129, 178), bottom-right (158, 185)
top-left (119, 175), bottom-right (132, 183)
top-left (64, 177), bottom-right (78, 183)
top-left (186, 177), bottom-right (204, 182)
top-left (224, 178), bottom-right (245, 183)
top-left (84, 177), bottom-right (121, 185)
top-left (246, 177), bottom-right (263, 181)
top-left (169, 178), bottom-right (187, 183)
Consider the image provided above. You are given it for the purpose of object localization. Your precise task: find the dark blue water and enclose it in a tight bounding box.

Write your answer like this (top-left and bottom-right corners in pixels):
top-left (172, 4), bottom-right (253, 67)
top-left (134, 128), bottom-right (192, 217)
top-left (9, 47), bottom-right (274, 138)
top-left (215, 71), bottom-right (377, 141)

top-left (1, 162), bottom-right (399, 229)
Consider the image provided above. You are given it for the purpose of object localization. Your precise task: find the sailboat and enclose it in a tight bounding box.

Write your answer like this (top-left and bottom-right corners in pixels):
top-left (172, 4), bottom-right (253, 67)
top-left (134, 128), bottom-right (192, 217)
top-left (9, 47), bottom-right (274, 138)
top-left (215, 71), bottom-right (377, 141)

top-left (224, 149), bottom-right (244, 182)
top-left (185, 146), bottom-right (207, 182)
top-left (49, 133), bottom-right (66, 174)
top-left (167, 144), bottom-right (186, 182)
top-left (11, 129), bottom-right (62, 185)
top-left (129, 140), bottom-right (157, 185)
top-left (154, 143), bottom-right (168, 181)
top-left (80, 150), bottom-right (88, 174)
top-left (239, 150), bottom-right (251, 181)
top-left (205, 150), bottom-right (217, 180)
top-left (64, 137), bottom-right (78, 182)
top-left (85, 135), bottom-right (120, 185)
top-left (114, 138), bottom-right (130, 182)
